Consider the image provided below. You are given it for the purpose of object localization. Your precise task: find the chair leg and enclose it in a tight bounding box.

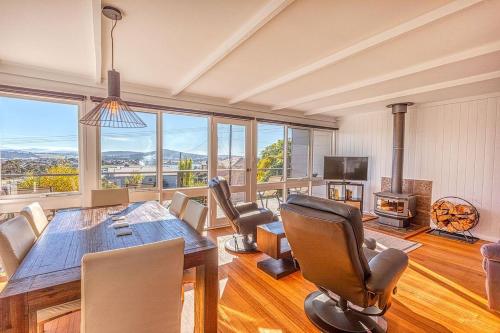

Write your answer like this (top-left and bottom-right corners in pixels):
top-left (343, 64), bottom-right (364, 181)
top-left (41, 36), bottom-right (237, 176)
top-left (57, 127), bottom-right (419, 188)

top-left (258, 192), bottom-right (265, 208)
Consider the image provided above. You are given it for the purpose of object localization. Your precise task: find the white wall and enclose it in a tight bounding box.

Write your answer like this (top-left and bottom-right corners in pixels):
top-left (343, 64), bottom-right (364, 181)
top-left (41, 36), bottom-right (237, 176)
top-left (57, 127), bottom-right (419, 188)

top-left (337, 93), bottom-right (500, 241)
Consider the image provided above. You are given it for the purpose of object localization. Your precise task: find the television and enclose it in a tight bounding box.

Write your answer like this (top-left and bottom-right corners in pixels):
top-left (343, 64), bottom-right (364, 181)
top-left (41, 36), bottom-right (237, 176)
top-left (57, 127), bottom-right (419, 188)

top-left (324, 156), bottom-right (368, 181)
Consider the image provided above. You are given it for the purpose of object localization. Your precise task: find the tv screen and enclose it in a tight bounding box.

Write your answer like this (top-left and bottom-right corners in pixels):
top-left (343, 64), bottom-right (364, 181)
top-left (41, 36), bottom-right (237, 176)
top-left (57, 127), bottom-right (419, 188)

top-left (323, 156), bottom-right (368, 181)
top-left (323, 157), bottom-right (345, 180)
top-left (345, 157), bottom-right (368, 181)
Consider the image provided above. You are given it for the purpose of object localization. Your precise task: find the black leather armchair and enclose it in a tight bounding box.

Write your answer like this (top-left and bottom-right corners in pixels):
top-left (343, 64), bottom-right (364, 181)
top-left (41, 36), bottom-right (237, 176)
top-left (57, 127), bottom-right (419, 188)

top-left (209, 177), bottom-right (276, 252)
top-left (280, 195), bottom-right (408, 333)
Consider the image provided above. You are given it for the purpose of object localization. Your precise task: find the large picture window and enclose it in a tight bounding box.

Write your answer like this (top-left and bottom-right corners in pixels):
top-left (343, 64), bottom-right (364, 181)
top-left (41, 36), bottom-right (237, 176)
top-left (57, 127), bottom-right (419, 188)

top-left (0, 95), bottom-right (79, 196)
top-left (312, 130), bottom-right (333, 178)
top-left (257, 123), bottom-right (285, 183)
top-left (101, 111), bottom-right (157, 189)
top-left (287, 127), bottom-right (310, 179)
top-left (162, 113), bottom-right (208, 189)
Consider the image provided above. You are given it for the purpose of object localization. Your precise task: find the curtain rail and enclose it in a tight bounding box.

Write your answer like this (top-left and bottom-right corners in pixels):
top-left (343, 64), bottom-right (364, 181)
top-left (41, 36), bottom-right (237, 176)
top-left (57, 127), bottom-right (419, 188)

top-left (0, 85), bottom-right (86, 101)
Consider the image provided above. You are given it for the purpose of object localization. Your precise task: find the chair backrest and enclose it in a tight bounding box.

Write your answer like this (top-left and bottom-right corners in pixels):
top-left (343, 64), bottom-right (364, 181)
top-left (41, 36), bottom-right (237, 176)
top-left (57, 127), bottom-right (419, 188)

top-left (20, 202), bottom-right (49, 237)
top-left (182, 200), bottom-right (208, 233)
top-left (0, 215), bottom-right (36, 278)
top-left (280, 195), bottom-right (371, 305)
top-left (91, 188), bottom-right (129, 207)
top-left (169, 191), bottom-right (189, 218)
top-left (81, 238), bottom-right (185, 333)
top-left (208, 177), bottom-right (239, 221)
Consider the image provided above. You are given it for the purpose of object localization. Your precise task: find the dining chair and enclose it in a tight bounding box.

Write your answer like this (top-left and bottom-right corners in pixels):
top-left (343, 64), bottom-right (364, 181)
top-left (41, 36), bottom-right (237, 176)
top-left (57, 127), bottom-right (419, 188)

top-left (182, 200), bottom-right (208, 289)
top-left (0, 215), bottom-right (80, 332)
top-left (81, 238), bottom-right (185, 333)
top-left (90, 188), bottom-right (130, 207)
top-left (20, 202), bottom-right (49, 237)
top-left (0, 215), bottom-right (36, 278)
top-left (182, 200), bottom-right (208, 233)
top-left (168, 191), bottom-right (189, 219)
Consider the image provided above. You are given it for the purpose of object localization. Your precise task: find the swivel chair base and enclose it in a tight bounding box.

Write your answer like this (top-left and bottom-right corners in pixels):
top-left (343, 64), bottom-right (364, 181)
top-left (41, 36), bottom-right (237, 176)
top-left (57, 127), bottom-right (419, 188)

top-left (225, 234), bottom-right (258, 253)
top-left (304, 291), bottom-right (387, 333)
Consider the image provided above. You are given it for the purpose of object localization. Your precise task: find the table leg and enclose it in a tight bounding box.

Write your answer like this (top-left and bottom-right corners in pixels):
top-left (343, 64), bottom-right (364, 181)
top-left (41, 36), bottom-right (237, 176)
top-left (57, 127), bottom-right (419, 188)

top-left (194, 248), bottom-right (218, 333)
top-left (0, 294), bottom-right (28, 333)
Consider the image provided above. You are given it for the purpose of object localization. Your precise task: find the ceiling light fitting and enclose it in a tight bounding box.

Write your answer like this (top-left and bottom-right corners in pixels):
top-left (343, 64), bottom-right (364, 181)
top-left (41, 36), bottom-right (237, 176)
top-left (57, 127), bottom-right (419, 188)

top-left (80, 6), bottom-right (146, 128)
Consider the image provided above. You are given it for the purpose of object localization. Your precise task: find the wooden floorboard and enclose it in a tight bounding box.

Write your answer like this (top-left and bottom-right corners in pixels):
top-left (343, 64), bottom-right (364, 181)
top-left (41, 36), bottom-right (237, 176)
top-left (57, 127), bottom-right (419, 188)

top-left (2, 227), bottom-right (498, 333)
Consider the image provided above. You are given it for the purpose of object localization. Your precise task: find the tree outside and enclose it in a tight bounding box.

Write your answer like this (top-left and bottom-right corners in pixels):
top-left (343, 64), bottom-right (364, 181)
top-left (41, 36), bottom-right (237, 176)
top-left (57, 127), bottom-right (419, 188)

top-left (18, 163), bottom-right (79, 192)
top-left (257, 139), bottom-right (290, 183)
top-left (124, 174), bottom-right (144, 187)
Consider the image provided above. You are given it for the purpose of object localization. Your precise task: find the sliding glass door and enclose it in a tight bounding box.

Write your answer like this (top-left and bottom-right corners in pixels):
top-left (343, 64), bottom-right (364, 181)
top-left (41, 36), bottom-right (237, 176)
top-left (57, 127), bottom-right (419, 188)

top-left (210, 118), bottom-right (251, 227)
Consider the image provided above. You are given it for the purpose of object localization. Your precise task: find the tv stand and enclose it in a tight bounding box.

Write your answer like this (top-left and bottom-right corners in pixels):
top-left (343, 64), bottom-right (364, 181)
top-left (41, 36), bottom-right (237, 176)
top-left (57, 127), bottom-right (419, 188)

top-left (327, 181), bottom-right (364, 213)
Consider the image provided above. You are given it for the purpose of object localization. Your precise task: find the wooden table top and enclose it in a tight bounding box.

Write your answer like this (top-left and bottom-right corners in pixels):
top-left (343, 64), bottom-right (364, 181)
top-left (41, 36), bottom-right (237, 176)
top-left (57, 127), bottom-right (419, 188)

top-left (0, 200), bottom-right (216, 298)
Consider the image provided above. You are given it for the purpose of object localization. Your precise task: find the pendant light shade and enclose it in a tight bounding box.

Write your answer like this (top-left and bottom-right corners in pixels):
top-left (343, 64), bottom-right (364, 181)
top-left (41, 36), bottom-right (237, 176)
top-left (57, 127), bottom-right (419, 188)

top-left (80, 70), bottom-right (146, 128)
top-left (79, 6), bottom-right (146, 128)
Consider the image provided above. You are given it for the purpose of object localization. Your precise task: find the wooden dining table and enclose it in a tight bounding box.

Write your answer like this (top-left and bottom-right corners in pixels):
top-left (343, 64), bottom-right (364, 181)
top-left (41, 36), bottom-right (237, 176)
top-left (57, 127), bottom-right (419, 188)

top-left (0, 200), bottom-right (218, 333)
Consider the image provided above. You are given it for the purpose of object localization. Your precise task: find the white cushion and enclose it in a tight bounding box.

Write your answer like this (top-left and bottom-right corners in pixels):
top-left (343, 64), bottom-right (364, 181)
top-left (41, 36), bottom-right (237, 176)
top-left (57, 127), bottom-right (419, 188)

top-left (0, 216), bottom-right (36, 277)
top-left (169, 192), bottom-right (189, 218)
top-left (20, 202), bottom-right (49, 237)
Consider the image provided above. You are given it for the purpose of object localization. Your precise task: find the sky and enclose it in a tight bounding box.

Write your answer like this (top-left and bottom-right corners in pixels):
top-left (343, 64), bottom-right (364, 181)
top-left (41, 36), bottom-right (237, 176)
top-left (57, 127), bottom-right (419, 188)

top-left (0, 95), bottom-right (285, 157)
top-left (0, 95), bottom-right (79, 152)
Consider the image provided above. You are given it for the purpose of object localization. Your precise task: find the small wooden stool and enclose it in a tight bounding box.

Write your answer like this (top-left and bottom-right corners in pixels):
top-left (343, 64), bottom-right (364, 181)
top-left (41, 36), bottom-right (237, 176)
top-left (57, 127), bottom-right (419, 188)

top-left (256, 221), bottom-right (298, 279)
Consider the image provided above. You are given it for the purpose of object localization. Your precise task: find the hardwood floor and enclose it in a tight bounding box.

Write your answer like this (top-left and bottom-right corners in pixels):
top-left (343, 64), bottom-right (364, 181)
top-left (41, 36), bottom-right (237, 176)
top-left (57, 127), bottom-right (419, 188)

top-left (2, 227), bottom-right (498, 333)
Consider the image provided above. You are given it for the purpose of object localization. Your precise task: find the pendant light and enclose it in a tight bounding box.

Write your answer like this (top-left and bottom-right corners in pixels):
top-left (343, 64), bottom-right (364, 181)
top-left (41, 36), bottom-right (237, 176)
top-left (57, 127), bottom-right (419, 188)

top-left (80, 6), bottom-right (146, 128)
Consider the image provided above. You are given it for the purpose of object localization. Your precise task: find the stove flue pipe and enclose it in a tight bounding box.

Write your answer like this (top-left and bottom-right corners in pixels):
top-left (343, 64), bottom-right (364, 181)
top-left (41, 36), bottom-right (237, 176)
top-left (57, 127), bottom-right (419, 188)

top-left (387, 103), bottom-right (413, 194)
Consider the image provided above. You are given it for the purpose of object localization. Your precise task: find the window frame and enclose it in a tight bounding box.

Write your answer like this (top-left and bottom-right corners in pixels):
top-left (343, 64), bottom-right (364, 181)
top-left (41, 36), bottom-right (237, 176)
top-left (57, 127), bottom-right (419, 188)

top-left (0, 92), bottom-right (84, 199)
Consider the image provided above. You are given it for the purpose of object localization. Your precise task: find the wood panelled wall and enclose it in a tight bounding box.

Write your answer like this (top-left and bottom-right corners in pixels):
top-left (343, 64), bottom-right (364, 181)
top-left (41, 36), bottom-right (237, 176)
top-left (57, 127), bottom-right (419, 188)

top-left (336, 94), bottom-right (500, 241)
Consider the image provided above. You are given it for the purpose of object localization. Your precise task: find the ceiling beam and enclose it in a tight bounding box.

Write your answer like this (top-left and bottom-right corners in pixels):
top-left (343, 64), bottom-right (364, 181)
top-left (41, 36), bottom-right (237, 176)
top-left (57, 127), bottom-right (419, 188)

top-left (273, 40), bottom-right (500, 110)
top-left (229, 0), bottom-right (484, 104)
top-left (91, 0), bottom-right (102, 84)
top-left (305, 70), bottom-right (500, 115)
top-left (170, 0), bottom-right (294, 96)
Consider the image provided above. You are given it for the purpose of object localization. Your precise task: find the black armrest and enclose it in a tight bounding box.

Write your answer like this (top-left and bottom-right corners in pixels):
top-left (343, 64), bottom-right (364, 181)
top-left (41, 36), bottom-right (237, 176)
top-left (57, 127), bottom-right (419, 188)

top-left (366, 248), bottom-right (408, 308)
top-left (235, 202), bottom-right (259, 214)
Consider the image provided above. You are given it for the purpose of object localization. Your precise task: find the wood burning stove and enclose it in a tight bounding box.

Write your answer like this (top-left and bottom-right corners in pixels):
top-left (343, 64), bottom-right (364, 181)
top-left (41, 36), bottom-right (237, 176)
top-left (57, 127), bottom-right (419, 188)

top-left (374, 191), bottom-right (416, 228)
top-left (374, 102), bottom-right (416, 228)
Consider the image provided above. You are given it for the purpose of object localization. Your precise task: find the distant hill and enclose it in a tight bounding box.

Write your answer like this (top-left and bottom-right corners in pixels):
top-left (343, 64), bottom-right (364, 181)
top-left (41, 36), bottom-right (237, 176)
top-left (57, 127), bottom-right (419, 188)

top-left (1, 148), bottom-right (240, 161)
top-left (0, 149), bottom-right (41, 159)
top-left (0, 149), bottom-right (77, 160)
top-left (100, 149), bottom-right (208, 161)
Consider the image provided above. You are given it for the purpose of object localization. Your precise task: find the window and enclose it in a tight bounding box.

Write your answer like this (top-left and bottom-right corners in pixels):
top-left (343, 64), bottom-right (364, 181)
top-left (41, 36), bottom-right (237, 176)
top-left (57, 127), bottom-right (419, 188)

top-left (312, 130), bottom-right (333, 178)
top-left (257, 123), bottom-right (284, 183)
top-left (216, 123), bottom-right (246, 186)
top-left (162, 113), bottom-right (208, 189)
top-left (0, 95), bottom-right (80, 196)
top-left (287, 127), bottom-right (310, 178)
top-left (101, 111), bottom-right (157, 189)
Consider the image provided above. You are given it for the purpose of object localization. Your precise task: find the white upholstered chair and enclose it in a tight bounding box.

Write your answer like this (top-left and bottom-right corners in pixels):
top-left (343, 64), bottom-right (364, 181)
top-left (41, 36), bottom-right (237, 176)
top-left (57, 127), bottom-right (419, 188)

top-left (0, 215), bottom-right (36, 278)
top-left (0, 215), bottom-right (80, 332)
top-left (81, 238), bottom-right (185, 333)
top-left (168, 191), bottom-right (189, 219)
top-left (182, 200), bottom-right (208, 286)
top-left (20, 202), bottom-right (49, 237)
top-left (182, 200), bottom-right (208, 233)
top-left (90, 188), bottom-right (129, 207)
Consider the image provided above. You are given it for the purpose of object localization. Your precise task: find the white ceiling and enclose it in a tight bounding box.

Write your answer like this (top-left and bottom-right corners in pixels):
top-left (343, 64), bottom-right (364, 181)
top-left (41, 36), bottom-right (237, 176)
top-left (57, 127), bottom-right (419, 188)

top-left (1, 0), bottom-right (499, 118)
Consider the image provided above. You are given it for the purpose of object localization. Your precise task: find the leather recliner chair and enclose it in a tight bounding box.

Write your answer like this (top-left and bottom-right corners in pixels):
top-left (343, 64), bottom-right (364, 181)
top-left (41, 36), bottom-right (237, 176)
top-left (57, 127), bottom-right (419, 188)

top-left (209, 177), bottom-right (276, 253)
top-left (481, 241), bottom-right (500, 312)
top-left (281, 195), bottom-right (408, 333)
